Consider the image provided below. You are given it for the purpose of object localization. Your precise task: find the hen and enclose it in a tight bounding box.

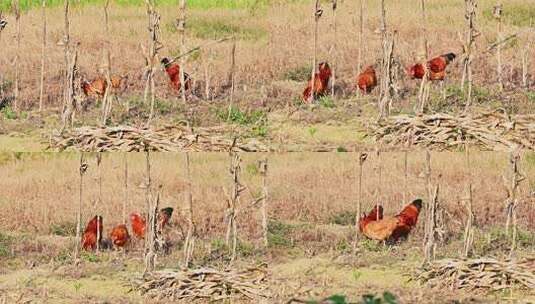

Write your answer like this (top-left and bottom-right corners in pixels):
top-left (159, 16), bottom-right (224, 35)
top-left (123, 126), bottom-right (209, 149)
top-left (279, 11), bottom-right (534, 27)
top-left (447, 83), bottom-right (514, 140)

top-left (109, 224), bottom-right (130, 249)
top-left (358, 205), bottom-right (384, 233)
top-left (408, 53), bottom-right (456, 81)
top-left (81, 215), bottom-right (103, 251)
top-left (302, 62), bottom-right (332, 103)
top-left (130, 212), bottom-right (146, 239)
top-left (161, 57), bottom-right (192, 92)
top-left (130, 207), bottom-right (174, 239)
top-left (357, 65), bottom-right (378, 94)
top-left (361, 199), bottom-right (423, 243)
top-left (158, 207), bottom-right (174, 232)
top-left (81, 75), bottom-right (127, 98)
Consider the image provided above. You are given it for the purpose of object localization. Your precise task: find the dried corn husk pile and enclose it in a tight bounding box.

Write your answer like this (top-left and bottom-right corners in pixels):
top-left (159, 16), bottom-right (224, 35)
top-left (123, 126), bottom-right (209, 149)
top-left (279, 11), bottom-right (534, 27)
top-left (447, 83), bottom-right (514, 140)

top-left (48, 125), bottom-right (269, 152)
top-left (414, 257), bottom-right (535, 291)
top-left (370, 109), bottom-right (535, 151)
top-left (130, 264), bottom-right (270, 301)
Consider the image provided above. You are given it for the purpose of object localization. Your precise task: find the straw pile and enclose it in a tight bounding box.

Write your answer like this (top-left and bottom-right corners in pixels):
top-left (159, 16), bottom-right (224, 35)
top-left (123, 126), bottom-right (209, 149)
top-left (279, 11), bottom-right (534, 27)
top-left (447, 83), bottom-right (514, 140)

top-left (371, 109), bottom-right (535, 151)
top-left (414, 257), bottom-right (535, 291)
top-left (48, 125), bottom-right (269, 152)
top-left (131, 264), bottom-right (270, 301)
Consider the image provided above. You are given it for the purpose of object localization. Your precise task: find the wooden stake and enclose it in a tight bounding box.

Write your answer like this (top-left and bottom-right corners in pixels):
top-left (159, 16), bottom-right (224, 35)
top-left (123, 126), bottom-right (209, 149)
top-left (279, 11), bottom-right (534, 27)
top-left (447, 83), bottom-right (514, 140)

top-left (13, 0), bottom-right (20, 112)
top-left (503, 151), bottom-right (525, 256)
top-left (308, 0), bottom-right (322, 104)
top-left (462, 0), bottom-right (477, 111)
top-left (494, 4), bottom-right (503, 91)
top-left (123, 152), bottom-right (128, 225)
top-left (101, 0), bottom-right (113, 125)
top-left (462, 146), bottom-right (475, 257)
top-left (39, 0), bottom-right (47, 112)
top-left (259, 158), bottom-right (269, 247)
top-left (330, 0), bottom-right (337, 98)
top-left (423, 150), bottom-right (439, 264)
top-left (75, 153), bottom-right (87, 263)
top-left (226, 152), bottom-right (242, 263)
top-left (227, 37), bottom-right (237, 120)
top-left (353, 152), bottom-right (367, 253)
top-left (178, 0), bottom-right (187, 104)
top-left (356, 0), bottom-right (364, 98)
top-left (183, 152), bottom-right (196, 267)
top-left (143, 0), bottom-right (161, 127)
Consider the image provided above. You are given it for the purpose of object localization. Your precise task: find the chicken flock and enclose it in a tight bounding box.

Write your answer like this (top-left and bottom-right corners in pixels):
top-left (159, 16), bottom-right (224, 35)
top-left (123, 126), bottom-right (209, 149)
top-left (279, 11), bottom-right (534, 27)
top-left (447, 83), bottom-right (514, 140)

top-left (303, 52), bottom-right (456, 102)
top-left (78, 51), bottom-right (456, 104)
top-left (81, 207), bottom-right (174, 251)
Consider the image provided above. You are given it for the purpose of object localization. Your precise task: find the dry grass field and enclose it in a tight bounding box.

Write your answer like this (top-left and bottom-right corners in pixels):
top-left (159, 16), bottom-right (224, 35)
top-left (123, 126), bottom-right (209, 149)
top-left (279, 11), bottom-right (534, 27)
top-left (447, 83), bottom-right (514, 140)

top-left (0, 0), bottom-right (535, 303)
top-left (0, 152), bottom-right (534, 303)
top-left (0, 0), bottom-right (534, 150)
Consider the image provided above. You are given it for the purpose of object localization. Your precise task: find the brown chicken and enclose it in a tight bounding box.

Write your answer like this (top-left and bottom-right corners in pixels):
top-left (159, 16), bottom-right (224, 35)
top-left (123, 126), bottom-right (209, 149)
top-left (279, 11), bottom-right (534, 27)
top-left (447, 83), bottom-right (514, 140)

top-left (161, 57), bottom-right (192, 92)
top-left (81, 75), bottom-right (127, 98)
top-left (302, 62), bottom-right (332, 103)
top-left (358, 205), bottom-right (384, 233)
top-left (158, 207), bottom-right (174, 232)
top-left (357, 65), bottom-right (378, 94)
top-left (407, 53), bottom-right (456, 81)
top-left (81, 215), bottom-right (103, 251)
top-left (361, 199), bottom-right (423, 243)
top-left (109, 224), bottom-right (130, 249)
top-left (130, 207), bottom-right (174, 239)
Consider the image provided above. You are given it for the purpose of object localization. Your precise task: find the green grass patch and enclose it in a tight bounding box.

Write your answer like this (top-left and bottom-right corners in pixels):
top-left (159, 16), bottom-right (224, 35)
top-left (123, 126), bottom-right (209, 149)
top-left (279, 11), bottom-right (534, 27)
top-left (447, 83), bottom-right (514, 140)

top-left (50, 222), bottom-right (77, 237)
top-left (283, 65), bottom-right (311, 82)
top-left (0, 232), bottom-right (13, 258)
top-left (0, 0), bottom-right (273, 11)
top-left (329, 211), bottom-right (356, 226)
top-left (268, 219), bottom-right (294, 247)
top-left (482, 4), bottom-right (535, 27)
top-left (187, 18), bottom-right (266, 41)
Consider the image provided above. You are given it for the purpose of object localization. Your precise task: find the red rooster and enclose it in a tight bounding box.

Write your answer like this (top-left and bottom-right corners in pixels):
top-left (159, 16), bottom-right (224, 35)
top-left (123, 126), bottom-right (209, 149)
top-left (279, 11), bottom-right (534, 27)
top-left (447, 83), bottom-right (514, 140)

top-left (109, 224), bottom-right (130, 249)
top-left (81, 215), bottom-right (103, 251)
top-left (302, 62), bottom-right (332, 103)
top-left (358, 205), bottom-right (384, 233)
top-left (130, 207), bottom-right (174, 239)
top-left (361, 199), bottom-right (423, 243)
top-left (408, 53), bottom-right (456, 81)
top-left (130, 213), bottom-right (146, 239)
top-left (357, 65), bottom-right (378, 94)
top-left (161, 57), bottom-right (192, 92)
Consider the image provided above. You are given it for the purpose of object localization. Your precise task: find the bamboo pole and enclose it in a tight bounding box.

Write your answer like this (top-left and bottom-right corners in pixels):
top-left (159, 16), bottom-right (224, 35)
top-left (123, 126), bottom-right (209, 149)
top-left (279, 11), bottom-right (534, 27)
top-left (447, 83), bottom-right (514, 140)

top-left (39, 0), bottom-right (47, 112)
